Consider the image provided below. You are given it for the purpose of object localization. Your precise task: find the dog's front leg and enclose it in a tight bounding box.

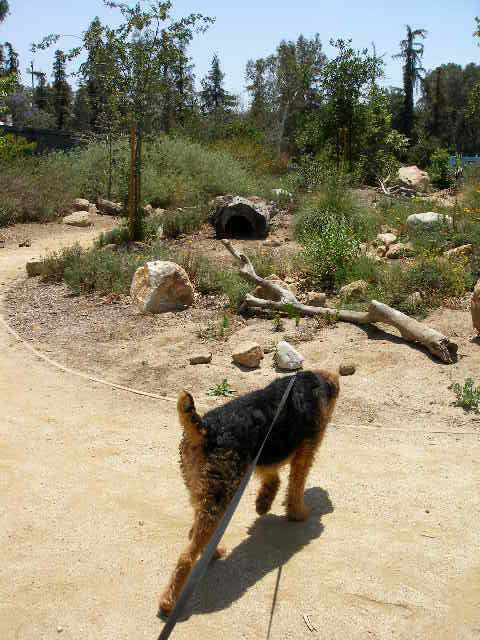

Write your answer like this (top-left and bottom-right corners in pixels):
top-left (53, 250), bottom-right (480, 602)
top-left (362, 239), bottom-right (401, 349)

top-left (285, 440), bottom-right (318, 521)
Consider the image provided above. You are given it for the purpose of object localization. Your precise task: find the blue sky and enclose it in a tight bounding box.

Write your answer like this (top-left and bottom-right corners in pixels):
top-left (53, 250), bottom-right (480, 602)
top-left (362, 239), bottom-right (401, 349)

top-left (1, 0), bottom-right (479, 103)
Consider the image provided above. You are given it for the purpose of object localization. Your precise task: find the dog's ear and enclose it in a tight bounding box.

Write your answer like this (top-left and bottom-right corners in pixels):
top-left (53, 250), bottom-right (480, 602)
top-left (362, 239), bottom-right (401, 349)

top-left (322, 371), bottom-right (340, 400)
top-left (177, 391), bottom-right (206, 444)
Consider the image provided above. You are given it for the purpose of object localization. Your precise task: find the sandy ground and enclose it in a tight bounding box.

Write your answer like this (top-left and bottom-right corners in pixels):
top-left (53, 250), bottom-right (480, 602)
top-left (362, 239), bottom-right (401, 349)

top-left (1, 218), bottom-right (480, 640)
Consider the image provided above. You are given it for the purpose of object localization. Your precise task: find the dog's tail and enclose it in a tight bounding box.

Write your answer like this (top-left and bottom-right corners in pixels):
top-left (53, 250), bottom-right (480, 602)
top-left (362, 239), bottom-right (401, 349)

top-left (177, 391), bottom-right (206, 445)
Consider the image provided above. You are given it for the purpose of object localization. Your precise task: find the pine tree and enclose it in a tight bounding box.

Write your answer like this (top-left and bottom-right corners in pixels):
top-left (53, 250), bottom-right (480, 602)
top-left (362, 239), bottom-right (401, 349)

top-left (52, 49), bottom-right (72, 129)
top-left (200, 53), bottom-right (236, 116)
top-left (393, 25), bottom-right (427, 139)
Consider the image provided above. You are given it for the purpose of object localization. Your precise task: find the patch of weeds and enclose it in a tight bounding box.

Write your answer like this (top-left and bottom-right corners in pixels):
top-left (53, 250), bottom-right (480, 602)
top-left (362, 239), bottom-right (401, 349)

top-left (219, 313), bottom-right (230, 338)
top-left (314, 312), bottom-right (338, 328)
top-left (162, 207), bottom-right (208, 238)
top-left (207, 378), bottom-right (235, 397)
top-left (269, 310), bottom-right (284, 332)
top-left (334, 255), bottom-right (383, 288)
top-left (95, 226), bottom-right (130, 248)
top-left (0, 206), bottom-right (13, 227)
top-left (451, 378), bottom-right (480, 413)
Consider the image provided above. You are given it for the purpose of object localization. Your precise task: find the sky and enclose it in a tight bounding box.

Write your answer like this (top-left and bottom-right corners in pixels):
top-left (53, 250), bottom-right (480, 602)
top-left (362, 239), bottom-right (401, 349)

top-left (1, 0), bottom-right (479, 104)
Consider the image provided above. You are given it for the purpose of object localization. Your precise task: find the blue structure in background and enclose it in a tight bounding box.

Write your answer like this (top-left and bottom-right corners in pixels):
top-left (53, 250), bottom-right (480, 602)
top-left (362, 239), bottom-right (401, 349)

top-left (450, 155), bottom-right (480, 168)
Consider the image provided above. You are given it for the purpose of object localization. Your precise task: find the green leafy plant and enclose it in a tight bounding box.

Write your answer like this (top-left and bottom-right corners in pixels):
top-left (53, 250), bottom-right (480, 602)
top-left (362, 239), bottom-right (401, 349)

top-left (207, 378), bottom-right (235, 397)
top-left (452, 378), bottom-right (480, 412)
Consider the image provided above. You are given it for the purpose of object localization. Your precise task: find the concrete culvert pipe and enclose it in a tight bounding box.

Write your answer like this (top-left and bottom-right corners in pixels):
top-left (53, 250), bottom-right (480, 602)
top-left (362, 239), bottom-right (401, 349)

top-left (210, 196), bottom-right (277, 239)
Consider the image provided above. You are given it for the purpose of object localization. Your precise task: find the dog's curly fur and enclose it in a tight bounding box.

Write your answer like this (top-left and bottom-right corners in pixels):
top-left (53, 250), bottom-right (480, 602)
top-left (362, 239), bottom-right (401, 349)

top-left (159, 369), bottom-right (339, 615)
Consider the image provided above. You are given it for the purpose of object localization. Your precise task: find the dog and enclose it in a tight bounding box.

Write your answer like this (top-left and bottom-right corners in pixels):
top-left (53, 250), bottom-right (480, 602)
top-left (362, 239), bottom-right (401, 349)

top-left (159, 369), bottom-right (339, 616)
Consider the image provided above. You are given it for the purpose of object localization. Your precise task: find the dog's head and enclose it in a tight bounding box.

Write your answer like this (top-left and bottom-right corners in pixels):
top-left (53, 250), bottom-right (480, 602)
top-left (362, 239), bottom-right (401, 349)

top-left (313, 370), bottom-right (340, 420)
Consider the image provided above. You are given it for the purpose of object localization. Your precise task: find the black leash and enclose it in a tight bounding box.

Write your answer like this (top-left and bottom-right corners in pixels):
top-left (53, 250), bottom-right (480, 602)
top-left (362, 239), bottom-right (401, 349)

top-left (157, 374), bottom-right (297, 640)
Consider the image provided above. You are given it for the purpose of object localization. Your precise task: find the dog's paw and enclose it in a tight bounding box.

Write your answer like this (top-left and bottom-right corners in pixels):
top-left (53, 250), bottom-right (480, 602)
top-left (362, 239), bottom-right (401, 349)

top-left (212, 545), bottom-right (227, 561)
top-left (256, 494), bottom-right (272, 516)
top-left (158, 593), bottom-right (175, 617)
top-left (287, 505), bottom-right (309, 522)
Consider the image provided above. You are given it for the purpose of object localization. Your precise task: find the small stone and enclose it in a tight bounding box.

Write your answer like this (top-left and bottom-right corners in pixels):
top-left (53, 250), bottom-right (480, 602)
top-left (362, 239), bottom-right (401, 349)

top-left (306, 291), bottom-right (327, 307)
top-left (157, 225), bottom-right (164, 239)
top-left (406, 291), bottom-right (422, 308)
top-left (19, 239), bottom-right (31, 247)
top-left (263, 239), bottom-right (282, 248)
top-left (232, 342), bottom-right (264, 369)
top-left (275, 341), bottom-right (304, 371)
top-left (26, 260), bottom-right (45, 277)
top-left (386, 242), bottom-right (415, 259)
top-left (339, 280), bottom-right (368, 298)
top-left (57, 626), bottom-right (63, 633)
top-left (376, 245), bottom-right (387, 258)
top-left (189, 352), bottom-right (212, 365)
top-left (73, 197), bottom-right (90, 211)
top-left (339, 361), bottom-right (356, 376)
top-left (100, 243), bottom-right (117, 252)
top-left (62, 211), bottom-right (92, 227)
top-left (444, 244), bottom-right (472, 258)
top-left (376, 232), bottom-right (397, 247)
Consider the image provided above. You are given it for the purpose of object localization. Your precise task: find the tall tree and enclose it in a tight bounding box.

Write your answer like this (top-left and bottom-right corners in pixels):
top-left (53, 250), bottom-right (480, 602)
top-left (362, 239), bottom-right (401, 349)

top-left (246, 34), bottom-right (326, 152)
top-left (0, 0), bottom-right (8, 23)
top-left (393, 25), bottom-right (427, 139)
top-left (52, 49), bottom-right (72, 129)
top-left (200, 53), bottom-right (237, 116)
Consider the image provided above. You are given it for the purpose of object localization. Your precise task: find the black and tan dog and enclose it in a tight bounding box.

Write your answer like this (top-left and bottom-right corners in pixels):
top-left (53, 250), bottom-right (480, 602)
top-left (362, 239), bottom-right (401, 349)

top-left (159, 369), bottom-right (339, 615)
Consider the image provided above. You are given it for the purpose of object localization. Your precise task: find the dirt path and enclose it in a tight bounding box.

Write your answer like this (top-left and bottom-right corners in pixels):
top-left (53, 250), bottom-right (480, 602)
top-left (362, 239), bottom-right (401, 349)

top-left (1, 223), bottom-right (479, 639)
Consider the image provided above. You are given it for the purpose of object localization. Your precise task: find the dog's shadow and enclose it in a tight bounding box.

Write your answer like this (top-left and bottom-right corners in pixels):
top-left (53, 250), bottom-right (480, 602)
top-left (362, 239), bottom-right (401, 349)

top-left (186, 486), bottom-right (332, 617)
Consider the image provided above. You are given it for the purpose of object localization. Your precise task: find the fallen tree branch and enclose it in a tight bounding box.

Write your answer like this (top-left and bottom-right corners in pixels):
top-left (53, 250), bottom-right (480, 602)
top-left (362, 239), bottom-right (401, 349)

top-left (224, 241), bottom-right (458, 364)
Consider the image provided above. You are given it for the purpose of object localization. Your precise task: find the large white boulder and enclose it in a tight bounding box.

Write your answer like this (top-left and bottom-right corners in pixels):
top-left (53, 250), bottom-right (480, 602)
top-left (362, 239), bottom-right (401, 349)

top-left (407, 212), bottom-right (453, 236)
top-left (73, 198), bottom-right (90, 211)
top-left (397, 166), bottom-right (430, 193)
top-left (130, 261), bottom-right (194, 314)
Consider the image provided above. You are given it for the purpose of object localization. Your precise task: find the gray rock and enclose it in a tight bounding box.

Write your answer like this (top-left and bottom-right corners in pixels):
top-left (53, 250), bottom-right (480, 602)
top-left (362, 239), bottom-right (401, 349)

top-left (62, 211), bottom-right (92, 227)
top-left (130, 261), bottom-right (194, 314)
top-left (99, 243), bottom-right (117, 252)
top-left (73, 198), bottom-right (90, 211)
top-left (444, 244), bottom-right (472, 258)
top-left (376, 245), bottom-right (387, 258)
top-left (275, 340), bottom-right (304, 371)
top-left (339, 280), bottom-right (368, 298)
top-left (397, 166), bottom-right (430, 193)
top-left (339, 361), bottom-right (356, 376)
top-left (407, 211), bottom-right (453, 235)
top-left (97, 197), bottom-right (123, 216)
top-left (26, 260), bottom-right (45, 277)
top-left (376, 232), bottom-right (397, 247)
top-left (232, 342), bottom-right (264, 368)
top-left (386, 242), bottom-right (414, 259)
top-left (306, 291), bottom-right (327, 307)
top-left (189, 352), bottom-right (213, 365)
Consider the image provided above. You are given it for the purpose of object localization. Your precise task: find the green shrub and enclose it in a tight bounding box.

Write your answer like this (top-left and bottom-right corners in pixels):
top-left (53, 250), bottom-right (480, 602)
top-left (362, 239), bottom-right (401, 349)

top-left (95, 226), bottom-right (130, 248)
top-left (427, 148), bottom-right (452, 189)
top-left (161, 207), bottom-right (208, 238)
top-left (452, 378), bottom-right (480, 412)
top-left (0, 133), bottom-right (36, 162)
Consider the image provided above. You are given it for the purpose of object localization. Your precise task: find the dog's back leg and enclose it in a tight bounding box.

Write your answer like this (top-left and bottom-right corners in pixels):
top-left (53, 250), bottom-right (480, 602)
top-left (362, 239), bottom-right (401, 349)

top-left (255, 466), bottom-right (281, 515)
top-left (285, 437), bottom-right (322, 521)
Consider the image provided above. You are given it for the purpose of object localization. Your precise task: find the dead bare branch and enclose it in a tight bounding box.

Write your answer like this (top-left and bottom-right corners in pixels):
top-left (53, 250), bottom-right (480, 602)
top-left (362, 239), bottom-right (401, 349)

top-left (224, 241), bottom-right (458, 364)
